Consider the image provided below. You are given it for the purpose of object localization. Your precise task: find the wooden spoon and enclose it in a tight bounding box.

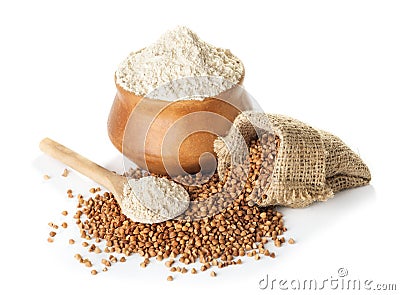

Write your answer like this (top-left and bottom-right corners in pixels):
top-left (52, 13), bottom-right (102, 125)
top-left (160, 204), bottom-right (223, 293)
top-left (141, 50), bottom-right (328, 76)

top-left (39, 137), bottom-right (125, 205)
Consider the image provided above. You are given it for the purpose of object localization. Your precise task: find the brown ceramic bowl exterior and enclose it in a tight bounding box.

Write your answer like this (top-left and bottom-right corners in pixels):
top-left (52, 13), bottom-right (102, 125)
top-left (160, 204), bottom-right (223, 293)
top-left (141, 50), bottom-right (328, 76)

top-left (108, 75), bottom-right (251, 176)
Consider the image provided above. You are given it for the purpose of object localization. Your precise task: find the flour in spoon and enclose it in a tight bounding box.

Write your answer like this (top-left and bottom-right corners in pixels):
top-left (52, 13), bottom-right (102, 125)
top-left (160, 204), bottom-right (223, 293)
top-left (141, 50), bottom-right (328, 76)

top-left (121, 176), bottom-right (189, 223)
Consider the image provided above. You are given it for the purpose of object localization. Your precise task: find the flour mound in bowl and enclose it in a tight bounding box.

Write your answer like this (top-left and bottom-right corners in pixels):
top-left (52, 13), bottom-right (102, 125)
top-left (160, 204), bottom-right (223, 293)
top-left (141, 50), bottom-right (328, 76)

top-left (115, 26), bottom-right (244, 100)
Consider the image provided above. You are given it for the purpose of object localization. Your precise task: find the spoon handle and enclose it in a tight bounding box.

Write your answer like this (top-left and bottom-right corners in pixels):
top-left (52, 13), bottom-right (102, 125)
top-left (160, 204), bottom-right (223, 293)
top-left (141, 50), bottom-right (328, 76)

top-left (39, 138), bottom-right (123, 198)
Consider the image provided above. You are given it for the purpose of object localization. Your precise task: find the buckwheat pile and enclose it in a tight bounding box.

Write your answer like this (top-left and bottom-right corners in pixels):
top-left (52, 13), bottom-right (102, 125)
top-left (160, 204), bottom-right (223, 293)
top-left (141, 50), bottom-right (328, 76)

top-left (48, 132), bottom-right (295, 278)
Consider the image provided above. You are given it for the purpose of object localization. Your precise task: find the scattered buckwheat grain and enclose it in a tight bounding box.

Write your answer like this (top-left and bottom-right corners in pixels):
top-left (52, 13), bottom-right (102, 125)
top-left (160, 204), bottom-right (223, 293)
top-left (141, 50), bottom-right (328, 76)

top-left (61, 169), bottom-right (69, 177)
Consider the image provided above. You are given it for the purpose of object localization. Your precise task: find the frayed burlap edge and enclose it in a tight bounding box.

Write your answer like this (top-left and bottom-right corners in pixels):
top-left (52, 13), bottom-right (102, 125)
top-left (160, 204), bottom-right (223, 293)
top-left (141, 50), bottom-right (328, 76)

top-left (214, 112), bottom-right (371, 208)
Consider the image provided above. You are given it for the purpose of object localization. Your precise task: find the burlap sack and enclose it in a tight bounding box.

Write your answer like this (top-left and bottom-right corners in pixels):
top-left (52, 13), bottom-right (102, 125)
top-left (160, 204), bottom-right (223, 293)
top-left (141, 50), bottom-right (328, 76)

top-left (214, 111), bottom-right (371, 208)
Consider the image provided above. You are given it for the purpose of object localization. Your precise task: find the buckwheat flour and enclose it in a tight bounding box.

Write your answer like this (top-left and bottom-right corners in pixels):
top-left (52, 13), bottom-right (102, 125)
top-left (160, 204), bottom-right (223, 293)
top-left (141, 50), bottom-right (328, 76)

top-left (115, 26), bottom-right (244, 100)
top-left (122, 176), bottom-right (190, 223)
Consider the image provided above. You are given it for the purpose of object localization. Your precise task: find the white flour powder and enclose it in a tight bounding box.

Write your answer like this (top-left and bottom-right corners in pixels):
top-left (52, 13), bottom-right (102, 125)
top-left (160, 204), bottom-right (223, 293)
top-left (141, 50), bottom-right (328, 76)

top-left (121, 176), bottom-right (190, 223)
top-left (115, 26), bottom-right (244, 100)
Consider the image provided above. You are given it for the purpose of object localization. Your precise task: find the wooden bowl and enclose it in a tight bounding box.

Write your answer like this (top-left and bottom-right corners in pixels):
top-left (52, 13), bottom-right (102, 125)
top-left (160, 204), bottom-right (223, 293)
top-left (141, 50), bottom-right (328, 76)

top-left (107, 74), bottom-right (251, 176)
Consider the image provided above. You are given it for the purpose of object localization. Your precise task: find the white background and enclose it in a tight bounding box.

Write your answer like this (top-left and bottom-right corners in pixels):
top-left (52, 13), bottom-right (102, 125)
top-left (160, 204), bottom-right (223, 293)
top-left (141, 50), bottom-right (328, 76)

top-left (1, 0), bottom-right (399, 294)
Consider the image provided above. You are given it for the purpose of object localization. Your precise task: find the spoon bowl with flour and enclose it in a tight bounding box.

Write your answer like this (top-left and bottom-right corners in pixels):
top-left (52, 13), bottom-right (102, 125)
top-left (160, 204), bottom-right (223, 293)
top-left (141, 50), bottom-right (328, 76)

top-left (39, 138), bottom-right (190, 223)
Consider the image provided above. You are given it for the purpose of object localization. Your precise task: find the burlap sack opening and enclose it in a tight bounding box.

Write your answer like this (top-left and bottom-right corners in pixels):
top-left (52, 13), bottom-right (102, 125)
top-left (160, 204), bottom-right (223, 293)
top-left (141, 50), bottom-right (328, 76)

top-left (214, 111), bottom-right (371, 208)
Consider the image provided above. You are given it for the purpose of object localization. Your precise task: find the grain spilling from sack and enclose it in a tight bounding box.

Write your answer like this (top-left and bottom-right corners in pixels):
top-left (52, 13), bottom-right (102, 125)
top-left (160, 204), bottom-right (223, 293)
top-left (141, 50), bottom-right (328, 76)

top-left (214, 111), bottom-right (371, 208)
